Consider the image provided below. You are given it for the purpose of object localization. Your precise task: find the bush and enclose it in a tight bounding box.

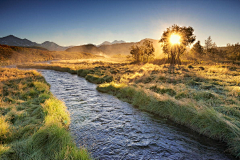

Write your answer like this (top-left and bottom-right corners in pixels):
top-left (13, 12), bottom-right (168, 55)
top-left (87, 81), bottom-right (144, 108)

top-left (86, 74), bottom-right (113, 84)
top-left (77, 69), bottom-right (92, 77)
top-left (193, 91), bottom-right (215, 101)
top-left (149, 85), bottom-right (176, 96)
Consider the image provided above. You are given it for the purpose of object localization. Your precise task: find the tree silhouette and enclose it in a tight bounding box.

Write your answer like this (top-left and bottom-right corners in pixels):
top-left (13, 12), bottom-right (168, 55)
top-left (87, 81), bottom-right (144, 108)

top-left (204, 36), bottom-right (213, 54)
top-left (143, 40), bottom-right (155, 62)
top-left (204, 36), bottom-right (219, 57)
top-left (130, 45), bottom-right (142, 62)
top-left (190, 40), bottom-right (204, 57)
top-left (130, 39), bottom-right (155, 62)
top-left (159, 24), bottom-right (196, 65)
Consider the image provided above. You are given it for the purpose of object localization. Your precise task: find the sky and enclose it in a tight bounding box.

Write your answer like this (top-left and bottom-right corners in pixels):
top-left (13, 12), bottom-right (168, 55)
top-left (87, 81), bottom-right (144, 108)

top-left (1, 0), bottom-right (240, 47)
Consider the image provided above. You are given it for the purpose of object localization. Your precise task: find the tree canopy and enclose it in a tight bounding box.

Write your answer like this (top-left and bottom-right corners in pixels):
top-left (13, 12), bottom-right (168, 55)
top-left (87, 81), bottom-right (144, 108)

top-left (159, 24), bottom-right (196, 65)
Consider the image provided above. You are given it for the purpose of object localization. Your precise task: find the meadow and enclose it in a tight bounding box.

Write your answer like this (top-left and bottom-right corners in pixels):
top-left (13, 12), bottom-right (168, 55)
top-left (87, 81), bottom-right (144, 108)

top-left (17, 59), bottom-right (240, 157)
top-left (0, 68), bottom-right (90, 159)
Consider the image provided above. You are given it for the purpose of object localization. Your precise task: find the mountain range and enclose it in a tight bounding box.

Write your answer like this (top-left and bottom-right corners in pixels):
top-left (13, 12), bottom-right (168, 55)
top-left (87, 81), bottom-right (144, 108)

top-left (0, 35), bottom-right (127, 52)
top-left (0, 35), bottom-right (164, 57)
top-left (0, 35), bottom-right (68, 51)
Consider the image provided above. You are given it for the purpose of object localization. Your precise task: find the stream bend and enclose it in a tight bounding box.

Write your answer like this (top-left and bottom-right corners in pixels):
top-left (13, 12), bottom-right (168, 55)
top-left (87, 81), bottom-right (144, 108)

top-left (39, 69), bottom-right (234, 160)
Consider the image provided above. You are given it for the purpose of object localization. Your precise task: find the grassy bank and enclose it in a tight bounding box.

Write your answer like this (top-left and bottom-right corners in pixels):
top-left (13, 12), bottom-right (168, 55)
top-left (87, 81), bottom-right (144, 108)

top-left (0, 68), bottom-right (90, 160)
top-left (17, 61), bottom-right (240, 157)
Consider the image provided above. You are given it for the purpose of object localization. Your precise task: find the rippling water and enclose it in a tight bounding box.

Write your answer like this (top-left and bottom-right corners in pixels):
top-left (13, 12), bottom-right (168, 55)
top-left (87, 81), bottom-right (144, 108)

top-left (38, 69), bottom-right (235, 160)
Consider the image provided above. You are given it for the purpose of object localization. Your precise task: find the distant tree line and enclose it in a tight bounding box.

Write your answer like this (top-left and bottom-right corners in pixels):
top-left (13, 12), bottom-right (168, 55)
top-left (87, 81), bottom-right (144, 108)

top-left (189, 36), bottom-right (240, 61)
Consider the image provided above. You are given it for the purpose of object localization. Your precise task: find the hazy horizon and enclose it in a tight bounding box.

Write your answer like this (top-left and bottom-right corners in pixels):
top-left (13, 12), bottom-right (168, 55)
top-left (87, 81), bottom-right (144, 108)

top-left (1, 0), bottom-right (240, 47)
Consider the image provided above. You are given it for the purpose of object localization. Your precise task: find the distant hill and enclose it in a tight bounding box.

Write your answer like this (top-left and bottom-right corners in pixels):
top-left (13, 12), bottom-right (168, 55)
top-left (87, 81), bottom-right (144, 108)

top-left (0, 44), bottom-right (97, 66)
top-left (0, 35), bottom-right (68, 51)
top-left (66, 44), bottom-right (104, 55)
top-left (0, 44), bottom-right (53, 66)
top-left (39, 41), bottom-right (68, 51)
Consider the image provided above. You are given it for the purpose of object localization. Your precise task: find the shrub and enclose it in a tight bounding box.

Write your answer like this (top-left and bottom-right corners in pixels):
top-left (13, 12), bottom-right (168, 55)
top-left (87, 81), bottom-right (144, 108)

top-left (193, 91), bottom-right (215, 101)
top-left (149, 85), bottom-right (176, 96)
top-left (77, 69), bottom-right (89, 77)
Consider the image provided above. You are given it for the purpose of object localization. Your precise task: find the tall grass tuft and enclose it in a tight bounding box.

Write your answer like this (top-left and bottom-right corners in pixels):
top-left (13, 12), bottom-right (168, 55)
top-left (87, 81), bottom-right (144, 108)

top-left (26, 124), bottom-right (89, 160)
top-left (42, 98), bottom-right (70, 128)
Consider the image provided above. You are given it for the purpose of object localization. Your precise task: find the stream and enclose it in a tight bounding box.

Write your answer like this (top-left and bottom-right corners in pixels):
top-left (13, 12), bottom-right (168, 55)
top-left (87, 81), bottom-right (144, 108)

top-left (38, 69), bottom-right (235, 160)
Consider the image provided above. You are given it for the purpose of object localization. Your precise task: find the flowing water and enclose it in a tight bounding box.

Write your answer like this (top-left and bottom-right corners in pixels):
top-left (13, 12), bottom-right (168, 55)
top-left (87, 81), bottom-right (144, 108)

top-left (38, 69), bottom-right (235, 160)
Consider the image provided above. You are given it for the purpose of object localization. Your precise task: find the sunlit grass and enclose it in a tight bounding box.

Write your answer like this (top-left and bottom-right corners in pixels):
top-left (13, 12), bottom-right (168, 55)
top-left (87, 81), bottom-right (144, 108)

top-left (43, 98), bottom-right (70, 127)
top-left (0, 68), bottom-right (91, 160)
top-left (0, 116), bottom-right (11, 141)
top-left (0, 144), bottom-right (10, 157)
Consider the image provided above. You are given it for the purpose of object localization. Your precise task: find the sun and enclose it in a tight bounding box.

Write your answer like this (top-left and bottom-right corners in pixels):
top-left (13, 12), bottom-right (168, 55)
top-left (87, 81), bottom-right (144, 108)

top-left (170, 34), bottom-right (181, 44)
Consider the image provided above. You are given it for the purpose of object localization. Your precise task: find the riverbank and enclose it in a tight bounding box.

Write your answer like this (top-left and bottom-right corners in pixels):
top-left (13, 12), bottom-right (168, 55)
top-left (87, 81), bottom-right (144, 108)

top-left (0, 68), bottom-right (90, 159)
top-left (17, 61), bottom-right (240, 157)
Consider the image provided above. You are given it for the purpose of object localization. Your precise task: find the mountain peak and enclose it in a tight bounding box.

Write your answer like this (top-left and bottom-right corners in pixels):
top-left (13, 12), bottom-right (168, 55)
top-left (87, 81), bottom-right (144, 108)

top-left (98, 41), bottom-right (111, 46)
top-left (112, 40), bottom-right (125, 44)
top-left (0, 35), bottom-right (37, 47)
top-left (3, 35), bottom-right (19, 39)
top-left (98, 40), bottom-right (126, 46)
top-left (40, 41), bottom-right (68, 51)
